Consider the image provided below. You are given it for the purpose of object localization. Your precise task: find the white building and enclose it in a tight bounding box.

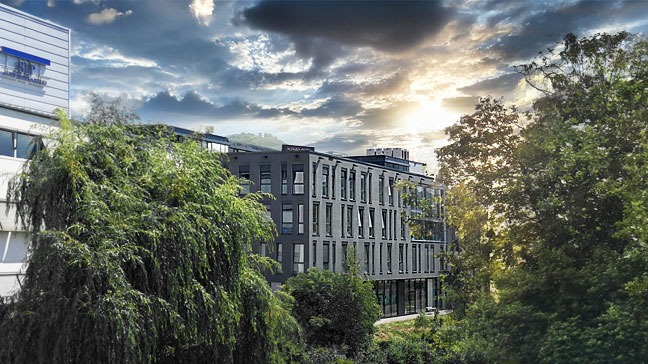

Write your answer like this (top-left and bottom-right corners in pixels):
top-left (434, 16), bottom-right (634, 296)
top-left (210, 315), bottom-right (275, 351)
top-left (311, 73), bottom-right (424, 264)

top-left (0, 4), bottom-right (69, 297)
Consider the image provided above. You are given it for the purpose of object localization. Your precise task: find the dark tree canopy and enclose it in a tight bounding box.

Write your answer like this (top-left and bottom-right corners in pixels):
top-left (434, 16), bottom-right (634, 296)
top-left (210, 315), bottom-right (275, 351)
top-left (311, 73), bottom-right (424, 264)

top-left (0, 113), bottom-right (297, 364)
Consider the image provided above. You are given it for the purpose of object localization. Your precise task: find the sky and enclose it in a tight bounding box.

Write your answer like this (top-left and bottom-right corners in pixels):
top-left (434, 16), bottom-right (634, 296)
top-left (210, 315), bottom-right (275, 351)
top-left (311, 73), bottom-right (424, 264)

top-left (4, 0), bottom-right (647, 171)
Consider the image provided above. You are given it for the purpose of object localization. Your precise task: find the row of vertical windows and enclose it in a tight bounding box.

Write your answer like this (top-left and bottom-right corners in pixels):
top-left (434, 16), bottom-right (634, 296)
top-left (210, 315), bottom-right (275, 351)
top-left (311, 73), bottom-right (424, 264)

top-left (240, 163), bottom-right (306, 195)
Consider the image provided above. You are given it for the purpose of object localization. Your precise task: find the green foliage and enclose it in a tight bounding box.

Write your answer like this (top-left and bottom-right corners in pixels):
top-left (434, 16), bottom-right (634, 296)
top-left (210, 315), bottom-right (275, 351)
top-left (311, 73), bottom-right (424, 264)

top-left (437, 32), bottom-right (648, 363)
top-left (283, 268), bottom-right (381, 358)
top-left (0, 112), bottom-right (297, 363)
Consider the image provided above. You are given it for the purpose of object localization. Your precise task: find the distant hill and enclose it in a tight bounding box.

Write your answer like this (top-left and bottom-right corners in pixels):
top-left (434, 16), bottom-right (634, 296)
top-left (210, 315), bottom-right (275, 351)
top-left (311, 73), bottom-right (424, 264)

top-left (227, 132), bottom-right (284, 150)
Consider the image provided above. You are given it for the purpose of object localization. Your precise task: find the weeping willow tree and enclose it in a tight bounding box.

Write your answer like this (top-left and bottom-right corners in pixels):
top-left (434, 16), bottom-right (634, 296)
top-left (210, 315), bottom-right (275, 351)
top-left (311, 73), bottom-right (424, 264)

top-left (0, 112), bottom-right (299, 364)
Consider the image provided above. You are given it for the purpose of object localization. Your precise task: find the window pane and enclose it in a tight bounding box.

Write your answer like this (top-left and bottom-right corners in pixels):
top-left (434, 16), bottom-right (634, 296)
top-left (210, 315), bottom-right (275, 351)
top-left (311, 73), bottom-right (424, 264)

top-left (4, 232), bottom-right (29, 263)
top-left (0, 130), bottom-right (13, 157)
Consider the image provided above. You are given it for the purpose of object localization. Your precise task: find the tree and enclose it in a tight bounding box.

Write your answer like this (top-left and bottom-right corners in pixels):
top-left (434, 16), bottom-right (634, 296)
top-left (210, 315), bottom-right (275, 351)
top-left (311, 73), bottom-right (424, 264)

top-left (282, 268), bottom-right (381, 358)
top-left (0, 112), bottom-right (297, 364)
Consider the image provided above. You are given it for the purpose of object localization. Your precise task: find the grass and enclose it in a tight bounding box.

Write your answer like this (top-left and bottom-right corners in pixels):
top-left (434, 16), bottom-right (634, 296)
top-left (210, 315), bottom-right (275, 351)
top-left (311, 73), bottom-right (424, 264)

top-left (374, 319), bottom-right (429, 343)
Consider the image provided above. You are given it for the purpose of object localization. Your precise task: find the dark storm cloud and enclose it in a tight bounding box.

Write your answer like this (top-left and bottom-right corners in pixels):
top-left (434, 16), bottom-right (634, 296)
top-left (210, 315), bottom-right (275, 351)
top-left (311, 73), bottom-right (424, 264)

top-left (441, 96), bottom-right (479, 114)
top-left (458, 73), bottom-right (522, 97)
top-left (302, 97), bottom-right (364, 118)
top-left (138, 90), bottom-right (295, 122)
top-left (489, 0), bottom-right (648, 61)
top-left (309, 132), bottom-right (373, 154)
top-left (242, 0), bottom-right (455, 52)
top-left (316, 73), bottom-right (408, 97)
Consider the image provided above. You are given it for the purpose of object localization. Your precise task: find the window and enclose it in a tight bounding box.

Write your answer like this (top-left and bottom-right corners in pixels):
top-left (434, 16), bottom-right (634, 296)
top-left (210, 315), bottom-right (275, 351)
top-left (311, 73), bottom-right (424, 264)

top-left (260, 243), bottom-right (267, 257)
top-left (346, 205), bottom-right (353, 237)
top-left (379, 175), bottom-right (385, 204)
top-left (341, 205), bottom-right (345, 237)
top-left (368, 173), bottom-right (373, 202)
top-left (349, 170), bottom-right (356, 201)
top-left (425, 245), bottom-right (430, 273)
top-left (0, 130), bottom-right (42, 159)
top-left (364, 243), bottom-right (370, 274)
top-left (388, 178), bottom-right (394, 206)
top-left (293, 243), bottom-right (305, 273)
top-left (387, 243), bottom-right (392, 274)
top-left (325, 203), bottom-right (333, 236)
top-left (369, 208), bottom-right (375, 238)
top-left (239, 165), bottom-right (250, 195)
top-left (298, 204), bottom-right (304, 234)
top-left (332, 167), bottom-right (336, 199)
top-left (312, 162), bottom-right (317, 197)
top-left (292, 164), bottom-right (304, 194)
top-left (260, 164), bottom-right (271, 193)
top-left (340, 168), bottom-right (347, 200)
top-left (412, 244), bottom-right (418, 273)
top-left (322, 165), bottom-right (329, 198)
top-left (323, 241), bottom-right (330, 270)
top-left (379, 243), bottom-right (383, 274)
top-left (360, 172), bottom-right (367, 202)
top-left (282, 204), bottom-right (293, 234)
top-left (399, 244), bottom-right (404, 273)
top-left (389, 210), bottom-right (393, 239)
top-left (358, 207), bottom-right (364, 238)
top-left (332, 242), bottom-right (336, 272)
top-left (312, 202), bottom-right (320, 236)
top-left (401, 215), bottom-right (406, 239)
top-left (312, 241), bottom-right (317, 267)
top-left (281, 163), bottom-right (288, 194)
top-left (0, 231), bottom-right (29, 263)
top-left (431, 245), bottom-right (435, 271)
top-left (382, 209), bottom-right (388, 239)
top-left (277, 242), bottom-right (283, 264)
top-left (371, 242), bottom-right (376, 274)
top-left (342, 242), bottom-right (348, 272)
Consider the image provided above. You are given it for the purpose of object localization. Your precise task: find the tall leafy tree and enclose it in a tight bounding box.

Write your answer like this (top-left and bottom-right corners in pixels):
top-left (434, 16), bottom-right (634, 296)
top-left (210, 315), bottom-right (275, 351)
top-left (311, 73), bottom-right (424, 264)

top-left (0, 112), bottom-right (297, 364)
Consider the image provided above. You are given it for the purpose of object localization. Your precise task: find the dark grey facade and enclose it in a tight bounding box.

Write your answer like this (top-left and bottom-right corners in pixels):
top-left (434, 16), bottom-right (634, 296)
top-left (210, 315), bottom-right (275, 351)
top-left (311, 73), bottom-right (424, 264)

top-left (227, 147), bottom-right (448, 317)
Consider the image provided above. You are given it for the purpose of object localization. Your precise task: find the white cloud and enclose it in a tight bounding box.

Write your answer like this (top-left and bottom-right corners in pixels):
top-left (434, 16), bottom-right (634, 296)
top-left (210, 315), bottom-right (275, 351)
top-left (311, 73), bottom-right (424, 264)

top-left (86, 8), bottom-right (133, 25)
top-left (189, 0), bottom-right (215, 26)
top-left (73, 42), bottom-right (157, 68)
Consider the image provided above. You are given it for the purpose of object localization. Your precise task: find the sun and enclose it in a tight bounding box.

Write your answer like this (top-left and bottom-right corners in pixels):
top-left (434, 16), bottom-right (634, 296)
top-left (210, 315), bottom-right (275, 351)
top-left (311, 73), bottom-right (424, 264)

top-left (400, 97), bottom-right (460, 134)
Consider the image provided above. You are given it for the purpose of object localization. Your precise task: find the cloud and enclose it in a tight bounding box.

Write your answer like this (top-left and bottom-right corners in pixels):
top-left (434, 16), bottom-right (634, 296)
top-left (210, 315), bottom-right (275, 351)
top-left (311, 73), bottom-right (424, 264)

top-left (302, 97), bottom-right (364, 119)
top-left (458, 73), bottom-right (523, 99)
top-left (357, 101), bottom-right (419, 130)
top-left (242, 0), bottom-right (455, 52)
top-left (441, 96), bottom-right (480, 114)
top-left (87, 8), bottom-right (133, 25)
top-left (189, 0), bottom-right (214, 26)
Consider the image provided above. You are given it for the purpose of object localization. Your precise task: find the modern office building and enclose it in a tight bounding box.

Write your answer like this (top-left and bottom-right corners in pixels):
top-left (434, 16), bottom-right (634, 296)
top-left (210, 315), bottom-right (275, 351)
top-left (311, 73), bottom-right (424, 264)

top-left (227, 145), bottom-right (448, 317)
top-left (0, 4), bottom-right (69, 297)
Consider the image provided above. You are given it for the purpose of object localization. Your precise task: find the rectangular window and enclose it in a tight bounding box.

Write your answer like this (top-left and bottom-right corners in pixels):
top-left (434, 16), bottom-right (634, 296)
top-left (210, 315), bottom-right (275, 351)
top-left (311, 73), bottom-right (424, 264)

top-left (382, 209), bottom-right (388, 239)
top-left (379, 243), bottom-right (383, 274)
top-left (412, 244), bottom-right (418, 273)
top-left (277, 242), bottom-right (283, 264)
top-left (313, 241), bottom-right (317, 267)
top-left (260, 164), bottom-right (272, 193)
top-left (332, 167), bottom-right (336, 199)
top-left (282, 204), bottom-right (293, 234)
top-left (349, 170), bottom-right (356, 201)
top-left (387, 243), bottom-right (392, 274)
top-left (292, 164), bottom-right (304, 194)
top-left (368, 208), bottom-right (375, 238)
top-left (0, 231), bottom-right (28, 263)
top-left (281, 163), bottom-right (288, 195)
top-left (332, 242), bottom-right (336, 272)
top-left (298, 204), bottom-right (304, 234)
top-left (360, 172), bottom-right (367, 202)
top-left (323, 241), bottom-right (330, 270)
top-left (399, 244), bottom-right (404, 273)
top-left (312, 202), bottom-right (320, 236)
top-left (0, 130), bottom-right (42, 159)
top-left (425, 245), bottom-right (430, 273)
top-left (389, 210), bottom-right (393, 240)
top-left (368, 173), bottom-right (373, 203)
top-left (358, 207), bottom-right (364, 238)
top-left (431, 245), bottom-right (436, 271)
top-left (342, 242), bottom-right (348, 273)
top-left (388, 178), bottom-right (394, 206)
top-left (379, 175), bottom-right (385, 204)
top-left (341, 205), bottom-right (345, 237)
top-left (325, 203), bottom-right (333, 236)
top-left (340, 168), bottom-right (347, 200)
top-left (239, 165), bottom-right (250, 195)
top-left (364, 243), bottom-right (370, 274)
top-left (293, 243), bottom-right (305, 273)
top-left (371, 242), bottom-right (376, 275)
top-left (346, 205), bottom-right (353, 237)
top-left (312, 162), bottom-right (318, 197)
top-left (322, 165), bottom-right (329, 198)
top-left (401, 215), bottom-right (406, 239)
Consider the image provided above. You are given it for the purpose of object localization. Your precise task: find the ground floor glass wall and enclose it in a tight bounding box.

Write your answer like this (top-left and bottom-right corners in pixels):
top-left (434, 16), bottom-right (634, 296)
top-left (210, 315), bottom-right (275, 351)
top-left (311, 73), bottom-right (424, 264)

top-left (374, 278), bottom-right (441, 318)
